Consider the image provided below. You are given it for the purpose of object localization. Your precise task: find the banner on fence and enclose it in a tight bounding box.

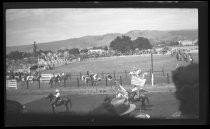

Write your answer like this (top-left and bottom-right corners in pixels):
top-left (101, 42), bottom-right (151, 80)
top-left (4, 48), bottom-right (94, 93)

top-left (6, 79), bottom-right (17, 89)
top-left (40, 74), bottom-right (53, 82)
top-left (131, 76), bottom-right (146, 87)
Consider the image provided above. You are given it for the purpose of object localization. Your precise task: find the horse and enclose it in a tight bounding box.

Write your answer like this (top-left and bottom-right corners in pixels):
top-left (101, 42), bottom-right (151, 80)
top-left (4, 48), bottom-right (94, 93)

top-left (81, 74), bottom-right (101, 86)
top-left (129, 71), bottom-right (148, 79)
top-left (127, 91), bottom-right (150, 110)
top-left (52, 75), bottom-right (62, 86)
top-left (45, 93), bottom-right (72, 113)
top-left (183, 53), bottom-right (188, 62)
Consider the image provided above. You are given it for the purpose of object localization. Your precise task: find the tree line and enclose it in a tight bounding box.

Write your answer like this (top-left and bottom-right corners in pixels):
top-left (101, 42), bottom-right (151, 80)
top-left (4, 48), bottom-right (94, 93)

top-left (109, 36), bottom-right (152, 53)
top-left (7, 35), bottom-right (178, 60)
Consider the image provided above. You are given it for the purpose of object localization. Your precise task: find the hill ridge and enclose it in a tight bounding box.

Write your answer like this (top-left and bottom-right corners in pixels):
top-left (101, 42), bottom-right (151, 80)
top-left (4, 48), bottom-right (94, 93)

top-left (6, 29), bottom-right (198, 54)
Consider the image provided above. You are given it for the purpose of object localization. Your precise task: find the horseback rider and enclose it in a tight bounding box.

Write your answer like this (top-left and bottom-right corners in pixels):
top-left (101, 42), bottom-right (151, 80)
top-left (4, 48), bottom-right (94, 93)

top-left (114, 81), bottom-right (129, 100)
top-left (88, 71), bottom-right (97, 80)
top-left (51, 89), bottom-right (61, 106)
top-left (49, 77), bottom-right (54, 86)
top-left (132, 67), bottom-right (142, 78)
top-left (131, 67), bottom-right (146, 99)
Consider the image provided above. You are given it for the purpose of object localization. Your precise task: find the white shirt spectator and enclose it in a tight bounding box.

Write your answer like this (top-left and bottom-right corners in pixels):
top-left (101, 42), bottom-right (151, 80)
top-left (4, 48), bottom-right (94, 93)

top-left (55, 92), bottom-right (60, 98)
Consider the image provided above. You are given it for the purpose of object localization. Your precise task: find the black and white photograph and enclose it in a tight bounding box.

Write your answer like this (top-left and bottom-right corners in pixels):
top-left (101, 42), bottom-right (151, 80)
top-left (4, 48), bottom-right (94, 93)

top-left (4, 2), bottom-right (208, 126)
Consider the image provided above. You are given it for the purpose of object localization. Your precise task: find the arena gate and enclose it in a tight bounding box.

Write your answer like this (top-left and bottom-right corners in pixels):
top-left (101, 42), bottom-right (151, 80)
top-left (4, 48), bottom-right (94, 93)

top-left (6, 79), bottom-right (17, 89)
top-left (40, 74), bottom-right (54, 83)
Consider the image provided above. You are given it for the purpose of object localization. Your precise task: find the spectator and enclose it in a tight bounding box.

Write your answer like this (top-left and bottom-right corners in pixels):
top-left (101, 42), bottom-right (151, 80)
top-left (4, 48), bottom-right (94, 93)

top-left (89, 97), bottom-right (136, 117)
top-left (171, 63), bottom-right (199, 118)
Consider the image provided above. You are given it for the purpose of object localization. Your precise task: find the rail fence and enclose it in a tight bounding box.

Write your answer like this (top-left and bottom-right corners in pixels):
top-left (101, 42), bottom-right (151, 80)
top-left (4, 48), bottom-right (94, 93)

top-left (12, 68), bottom-right (172, 89)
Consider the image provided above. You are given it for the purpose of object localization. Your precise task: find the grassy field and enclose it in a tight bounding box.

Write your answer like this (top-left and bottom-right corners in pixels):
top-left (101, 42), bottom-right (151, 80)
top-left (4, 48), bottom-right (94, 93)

top-left (42, 54), bottom-right (198, 75)
top-left (15, 53), bottom-right (198, 88)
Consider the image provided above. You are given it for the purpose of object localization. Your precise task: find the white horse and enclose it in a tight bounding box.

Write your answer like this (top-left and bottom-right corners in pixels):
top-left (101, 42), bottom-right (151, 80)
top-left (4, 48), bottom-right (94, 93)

top-left (129, 71), bottom-right (148, 93)
top-left (81, 74), bottom-right (101, 86)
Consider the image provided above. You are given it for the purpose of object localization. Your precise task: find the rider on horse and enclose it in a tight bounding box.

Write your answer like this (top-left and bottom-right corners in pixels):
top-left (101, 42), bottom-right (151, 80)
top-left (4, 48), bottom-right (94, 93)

top-left (88, 71), bottom-right (98, 80)
top-left (130, 67), bottom-right (146, 99)
top-left (132, 67), bottom-right (142, 78)
top-left (114, 81), bottom-right (129, 100)
top-left (51, 89), bottom-right (61, 107)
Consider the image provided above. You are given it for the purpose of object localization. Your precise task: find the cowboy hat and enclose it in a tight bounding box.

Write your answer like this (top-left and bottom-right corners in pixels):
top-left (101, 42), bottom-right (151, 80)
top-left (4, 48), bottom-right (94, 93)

top-left (111, 97), bottom-right (136, 116)
top-left (55, 89), bottom-right (60, 92)
top-left (135, 113), bottom-right (150, 119)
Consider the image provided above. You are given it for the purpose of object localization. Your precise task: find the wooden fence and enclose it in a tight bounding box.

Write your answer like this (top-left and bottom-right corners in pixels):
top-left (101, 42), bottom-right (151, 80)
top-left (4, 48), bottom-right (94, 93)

top-left (15, 68), bottom-right (171, 89)
top-left (6, 79), bottom-right (18, 89)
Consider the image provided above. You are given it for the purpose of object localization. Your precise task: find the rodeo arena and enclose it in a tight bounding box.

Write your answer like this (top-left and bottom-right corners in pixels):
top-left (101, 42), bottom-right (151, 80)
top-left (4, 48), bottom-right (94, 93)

top-left (6, 42), bottom-right (199, 125)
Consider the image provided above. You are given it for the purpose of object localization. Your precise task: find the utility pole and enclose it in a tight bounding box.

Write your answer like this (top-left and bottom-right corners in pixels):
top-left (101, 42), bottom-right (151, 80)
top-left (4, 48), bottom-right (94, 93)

top-left (151, 48), bottom-right (154, 86)
top-left (33, 41), bottom-right (37, 57)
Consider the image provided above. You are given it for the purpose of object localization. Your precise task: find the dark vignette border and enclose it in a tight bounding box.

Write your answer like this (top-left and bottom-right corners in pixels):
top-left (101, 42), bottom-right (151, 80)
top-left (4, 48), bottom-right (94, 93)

top-left (2, 1), bottom-right (209, 126)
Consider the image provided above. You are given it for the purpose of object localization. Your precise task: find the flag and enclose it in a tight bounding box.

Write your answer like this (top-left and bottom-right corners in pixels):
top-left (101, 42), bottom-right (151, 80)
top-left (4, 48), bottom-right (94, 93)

top-left (115, 81), bottom-right (128, 99)
top-left (131, 75), bottom-right (146, 88)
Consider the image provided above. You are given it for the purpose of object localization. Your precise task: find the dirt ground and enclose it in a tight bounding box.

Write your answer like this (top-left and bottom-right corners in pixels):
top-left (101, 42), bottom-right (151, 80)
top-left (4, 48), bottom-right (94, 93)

top-left (6, 84), bottom-right (178, 118)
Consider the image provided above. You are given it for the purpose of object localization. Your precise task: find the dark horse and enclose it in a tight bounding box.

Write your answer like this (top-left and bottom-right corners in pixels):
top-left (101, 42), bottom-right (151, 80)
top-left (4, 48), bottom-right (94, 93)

top-left (49, 75), bottom-right (62, 87)
top-left (128, 91), bottom-right (150, 110)
top-left (46, 93), bottom-right (72, 113)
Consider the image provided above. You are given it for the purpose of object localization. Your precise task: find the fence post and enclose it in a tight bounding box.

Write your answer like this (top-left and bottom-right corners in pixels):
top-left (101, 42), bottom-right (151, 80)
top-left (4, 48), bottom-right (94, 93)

top-left (120, 76), bottom-right (122, 85)
top-left (27, 80), bottom-right (29, 89)
top-left (113, 71), bottom-right (116, 79)
top-left (167, 73), bottom-right (170, 84)
top-left (162, 68), bottom-right (165, 76)
top-left (106, 77), bottom-right (108, 87)
top-left (125, 70), bottom-right (127, 78)
top-left (38, 79), bottom-right (40, 89)
top-left (77, 78), bottom-right (79, 87)
top-left (50, 80), bottom-right (53, 88)
top-left (64, 78), bottom-right (66, 87)
top-left (102, 72), bottom-right (104, 79)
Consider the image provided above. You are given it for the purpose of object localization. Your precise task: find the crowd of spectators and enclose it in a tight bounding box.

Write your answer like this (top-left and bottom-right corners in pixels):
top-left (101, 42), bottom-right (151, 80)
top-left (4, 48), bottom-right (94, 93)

top-left (6, 45), bottom-right (198, 81)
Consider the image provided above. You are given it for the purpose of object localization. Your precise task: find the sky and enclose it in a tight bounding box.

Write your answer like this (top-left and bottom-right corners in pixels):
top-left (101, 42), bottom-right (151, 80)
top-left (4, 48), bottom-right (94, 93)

top-left (6, 8), bottom-right (198, 46)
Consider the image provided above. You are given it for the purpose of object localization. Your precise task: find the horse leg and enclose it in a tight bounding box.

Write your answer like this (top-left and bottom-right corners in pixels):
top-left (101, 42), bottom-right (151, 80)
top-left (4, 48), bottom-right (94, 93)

top-left (146, 97), bottom-right (150, 104)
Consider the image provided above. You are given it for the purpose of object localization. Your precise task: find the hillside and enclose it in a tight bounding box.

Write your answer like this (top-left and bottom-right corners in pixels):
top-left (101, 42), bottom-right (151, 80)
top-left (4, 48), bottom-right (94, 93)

top-left (6, 29), bottom-right (198, 54)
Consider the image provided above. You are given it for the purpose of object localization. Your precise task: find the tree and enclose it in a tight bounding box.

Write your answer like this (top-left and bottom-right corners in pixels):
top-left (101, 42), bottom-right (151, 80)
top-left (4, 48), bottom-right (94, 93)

top-left (110, 36), bottom-right (152, 53)
top-left (69, 48), bottom-right (80, 55)
top-left (104, 45), bottom-right (108, 50)
top-left (80, 48), bottom-right (88, 53)
top-left (7, 51), bottom-right (24, 60)
top-left (110, 36), bottom-right (132, 53)
top-left (169, 41), bottom-right (179, 46)
top-left (131, 37), bottom-right (152, 50)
